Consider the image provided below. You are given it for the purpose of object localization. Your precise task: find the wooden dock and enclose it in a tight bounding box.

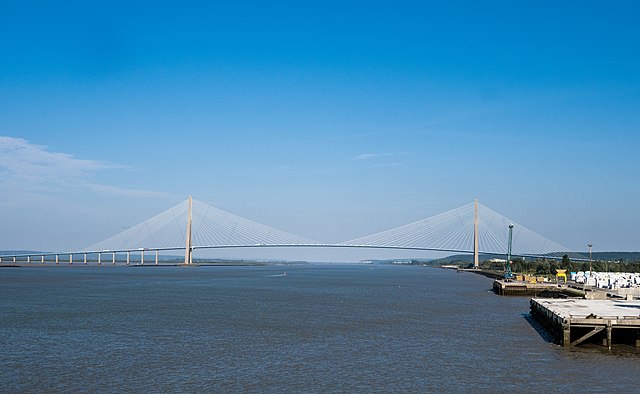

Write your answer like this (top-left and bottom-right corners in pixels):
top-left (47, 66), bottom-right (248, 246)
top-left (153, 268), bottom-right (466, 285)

top-left (530, 298), bottom-right (640, 349)
top-left (493, 280), bottom-right (561, 296)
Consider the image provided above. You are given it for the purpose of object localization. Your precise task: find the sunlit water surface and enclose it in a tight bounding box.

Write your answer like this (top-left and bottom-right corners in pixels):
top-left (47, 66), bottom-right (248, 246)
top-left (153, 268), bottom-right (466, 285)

top-left (1, 264), bottom-right (638, 392)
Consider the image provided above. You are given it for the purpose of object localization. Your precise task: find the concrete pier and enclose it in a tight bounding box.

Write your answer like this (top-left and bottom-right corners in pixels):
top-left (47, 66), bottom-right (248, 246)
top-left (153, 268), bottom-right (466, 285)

top-left (530, 298), bottom-right (640, 349)
top-left (493, 280), bottom-right (583, 296)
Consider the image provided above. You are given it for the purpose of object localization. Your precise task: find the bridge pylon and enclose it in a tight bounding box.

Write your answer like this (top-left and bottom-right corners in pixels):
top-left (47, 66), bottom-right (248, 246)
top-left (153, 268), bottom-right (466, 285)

top-left (184, 196), bottom-right (193, 265)
top-left (473, 199), bottom-right (479, 269)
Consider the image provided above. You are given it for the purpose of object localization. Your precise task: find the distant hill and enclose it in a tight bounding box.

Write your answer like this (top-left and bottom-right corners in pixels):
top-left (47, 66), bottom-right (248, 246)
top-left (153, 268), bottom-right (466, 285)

top-left (589, 251), bottom-right (640, 262)
top-left (0, 250), bottom-right (45, 256)
top-left (0, 250), bottom-right (312, 265)
top-left (430, 252), bottom-right (640, 265)
top-left (4, 250), bottom-right (640, 264)
top-left (431, 254), bottom-right (503, 264)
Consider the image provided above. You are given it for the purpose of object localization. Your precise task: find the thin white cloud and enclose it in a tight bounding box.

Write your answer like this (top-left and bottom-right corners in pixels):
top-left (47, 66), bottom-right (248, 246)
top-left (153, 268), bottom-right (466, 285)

top-left (354, 152), bottom-right (408, 168)
top-left (86, 183), bottom-right (172, 199)
top-left (371, 162), bottom-right (402, 168)
top-left (0, 136), bottom-right (166, 200)
top-left (354, 152), bottom-right (394, 160)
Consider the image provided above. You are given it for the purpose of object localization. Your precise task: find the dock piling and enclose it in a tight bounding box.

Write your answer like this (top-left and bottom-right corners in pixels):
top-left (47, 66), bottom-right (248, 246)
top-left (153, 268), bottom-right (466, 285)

top-left (562, 323), bottom-right (571, 347)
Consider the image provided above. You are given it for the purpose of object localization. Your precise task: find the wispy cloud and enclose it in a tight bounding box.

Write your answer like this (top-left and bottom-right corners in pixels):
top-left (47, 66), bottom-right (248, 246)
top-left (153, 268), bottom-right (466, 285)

top-left (354, 152), bottom-right (408, 165)
top-left (86, 183), bottom-right (172, 199)
top-left (0, 136), bottom-right (167, 200)
top-left (0, 136), bottom-right (118, 182)
top-left (371, 162), bottom-right (402, 168)
top-left (355, 153), bottom-right (393, 160)
top-left (355, 152), bottom-right (410, 160)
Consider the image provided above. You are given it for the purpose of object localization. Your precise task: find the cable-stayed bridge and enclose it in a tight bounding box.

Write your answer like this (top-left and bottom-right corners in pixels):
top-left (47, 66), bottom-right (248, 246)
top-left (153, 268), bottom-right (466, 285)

top-left (0, 197), bottom-right (585, 266)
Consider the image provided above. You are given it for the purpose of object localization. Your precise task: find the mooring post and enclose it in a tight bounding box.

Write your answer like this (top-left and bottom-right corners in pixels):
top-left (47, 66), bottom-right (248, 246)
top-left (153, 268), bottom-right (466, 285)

top-left (155, 250), bottom-right (159, 265)
top-left (70, 254), bottom-right (73, 264)
top-left (98, 252), bottom-right (101, 265)
top-left (126, 251), bottom-right (130, 265)
top-left (41, 255), bottom-right (44, 263)
top-left (606, 322), bottom-right (613, 350)
top-left (55, 254), bottom-right (59, 264)
top-left (83, 253), bottom-right (87, 265)
top-left (112, 252), bottom-right (116, 265)
top-left (141, 250), bottom-right (144, 265)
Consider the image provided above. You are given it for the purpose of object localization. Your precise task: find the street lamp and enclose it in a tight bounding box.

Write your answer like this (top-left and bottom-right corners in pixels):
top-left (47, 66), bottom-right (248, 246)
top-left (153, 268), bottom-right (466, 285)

top-left (505, 224), bottom-right (514, 279)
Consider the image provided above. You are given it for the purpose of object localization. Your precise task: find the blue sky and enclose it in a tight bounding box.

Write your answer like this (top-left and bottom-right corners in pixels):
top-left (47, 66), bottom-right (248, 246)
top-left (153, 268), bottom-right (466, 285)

top-left (1, 1), bottom-right (639, 258)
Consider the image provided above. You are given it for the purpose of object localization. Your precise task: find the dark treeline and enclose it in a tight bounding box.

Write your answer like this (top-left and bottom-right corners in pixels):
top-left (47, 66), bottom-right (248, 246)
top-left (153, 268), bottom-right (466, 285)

top-left (431, 252), bottom-right (640, 275)
top-left (480, 258), bottom-right (640, 275)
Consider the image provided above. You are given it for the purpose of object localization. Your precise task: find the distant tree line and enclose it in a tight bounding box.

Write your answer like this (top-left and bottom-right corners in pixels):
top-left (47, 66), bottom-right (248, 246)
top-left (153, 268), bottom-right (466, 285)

top-left (478, 256), bottom-right (640, 275)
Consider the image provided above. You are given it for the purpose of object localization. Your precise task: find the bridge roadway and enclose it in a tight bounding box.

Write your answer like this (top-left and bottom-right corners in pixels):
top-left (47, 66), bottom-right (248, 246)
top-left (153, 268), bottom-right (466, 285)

top-left (0, 243), bottom-right (587, 265)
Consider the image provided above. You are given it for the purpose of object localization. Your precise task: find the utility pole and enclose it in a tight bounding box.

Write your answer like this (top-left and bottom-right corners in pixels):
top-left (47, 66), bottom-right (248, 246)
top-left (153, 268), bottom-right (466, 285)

top-left (184, 196), bottom-right (193, 265)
